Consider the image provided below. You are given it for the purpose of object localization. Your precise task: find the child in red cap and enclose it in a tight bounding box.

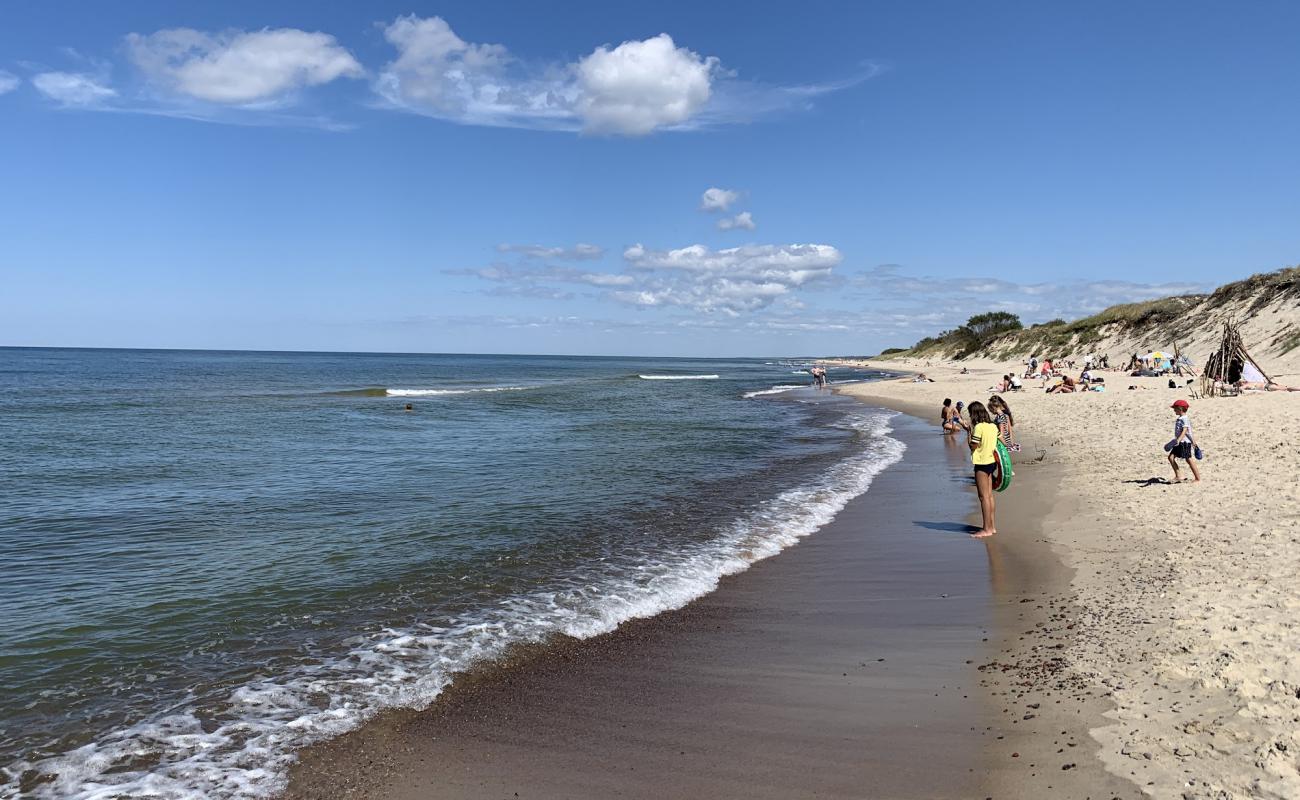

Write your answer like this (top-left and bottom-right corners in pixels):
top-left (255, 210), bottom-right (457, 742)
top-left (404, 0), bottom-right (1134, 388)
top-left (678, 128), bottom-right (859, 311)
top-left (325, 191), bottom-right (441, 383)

top-left (1164, 399), bottom-right (1201, 482)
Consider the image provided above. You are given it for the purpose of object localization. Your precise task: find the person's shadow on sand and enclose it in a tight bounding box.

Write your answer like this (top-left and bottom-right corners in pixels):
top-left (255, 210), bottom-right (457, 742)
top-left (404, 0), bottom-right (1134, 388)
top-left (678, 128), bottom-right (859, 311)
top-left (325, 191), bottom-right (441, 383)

top-left (914, 521), bottom-right (980, 534)
top-left (1123, 477), bottom-right (1173, 487)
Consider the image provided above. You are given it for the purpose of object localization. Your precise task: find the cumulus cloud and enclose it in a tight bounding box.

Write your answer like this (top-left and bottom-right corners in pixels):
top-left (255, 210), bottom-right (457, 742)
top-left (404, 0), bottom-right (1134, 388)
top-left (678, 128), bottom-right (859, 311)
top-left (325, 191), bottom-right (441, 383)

top-left (0, 71), bottom-right (19, 95)
top-left (32, 72), bottom-right (116, 106)
top-left (374, 16), bottom-right (551, 126)
top-left (617, 242), bottom-right (841, 314)
top-left (376, 17), bottom-right (714, 135)
top-left (125, 27), bottom-right (363, 104)
top-left (716, 211), bottom-right (755, 231)
top-left (376, 16), bottom-right (862, 135)
top-left (625, 243), bottom-right (839, 280)
top-left (699, 187), bottom-right (739, 212)
top-left (495, 243), bottom-right (604, 260)
top-left (576, 34), bottom-right (717, 135)
top-left (454, 240), bottom-right (841, 315)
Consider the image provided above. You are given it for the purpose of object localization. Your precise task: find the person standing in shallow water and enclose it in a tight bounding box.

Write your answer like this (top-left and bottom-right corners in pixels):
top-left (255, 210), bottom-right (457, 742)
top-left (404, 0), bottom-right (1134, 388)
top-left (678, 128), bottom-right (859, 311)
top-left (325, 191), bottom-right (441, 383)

top-left (966, 401), bottom-right (998, 538)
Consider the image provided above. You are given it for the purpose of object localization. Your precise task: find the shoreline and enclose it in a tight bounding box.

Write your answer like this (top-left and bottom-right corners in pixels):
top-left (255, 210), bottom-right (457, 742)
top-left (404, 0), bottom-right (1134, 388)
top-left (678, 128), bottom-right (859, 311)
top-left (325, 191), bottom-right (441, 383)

top-left (835, 379), bottom-right (1134, 798)
top-left (281, 413), bottom-right (1023, 799)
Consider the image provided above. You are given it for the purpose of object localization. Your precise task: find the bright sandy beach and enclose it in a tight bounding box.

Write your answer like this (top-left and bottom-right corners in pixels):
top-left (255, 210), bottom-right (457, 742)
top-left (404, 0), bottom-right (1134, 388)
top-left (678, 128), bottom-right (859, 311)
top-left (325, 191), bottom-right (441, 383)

top-left (837, 358), bottom-right (1300, 799)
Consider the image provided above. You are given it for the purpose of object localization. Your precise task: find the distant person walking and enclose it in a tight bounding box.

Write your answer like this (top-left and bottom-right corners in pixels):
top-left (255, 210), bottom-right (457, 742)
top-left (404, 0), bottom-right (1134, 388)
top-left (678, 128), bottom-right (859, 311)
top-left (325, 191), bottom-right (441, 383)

top-left (967, 401), bottom-right (998, 538)
top-left (1164, 399), bottom-right (1202, 482)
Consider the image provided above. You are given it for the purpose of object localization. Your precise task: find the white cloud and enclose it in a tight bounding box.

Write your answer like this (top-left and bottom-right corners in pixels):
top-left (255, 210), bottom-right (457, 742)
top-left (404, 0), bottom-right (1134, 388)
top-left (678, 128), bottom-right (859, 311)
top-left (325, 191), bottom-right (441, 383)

top-left (376, 16), bottom-right (862, 135)
top-left (377, 18), bottom-right (713, 135)
top-left (624, 243), bottom-right (840, 282)
top-left (454, 240), bottom-right (841, 315)
top-left (717, 211), bottom-right (755, 231)
top-left (450, 263), bottom-right (634, 288)
top-left (576, 34), bottom-right (717, 135)
top-left (0, 71), bottom-right (19, 95)
top-left (496, 243), bottom-right (604, 260)
top-left (32, 72), bottom-right (116, 106)
top-left (699, 187), bottom-right (739, 212)
top-left (125, 27), bottom-right (362, 104)
top-left (375, 16), bottom-right (552, 126)
top-left (617, 242), bottom-right (841, 315)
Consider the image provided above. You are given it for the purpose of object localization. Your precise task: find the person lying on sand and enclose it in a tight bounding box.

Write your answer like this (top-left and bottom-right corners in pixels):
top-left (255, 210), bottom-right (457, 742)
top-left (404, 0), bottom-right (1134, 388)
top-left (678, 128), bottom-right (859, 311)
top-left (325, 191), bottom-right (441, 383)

top-left (1047, 375), bottom-right (1077, 394)
top-left (1236, 380), bottom-right (1300, 392)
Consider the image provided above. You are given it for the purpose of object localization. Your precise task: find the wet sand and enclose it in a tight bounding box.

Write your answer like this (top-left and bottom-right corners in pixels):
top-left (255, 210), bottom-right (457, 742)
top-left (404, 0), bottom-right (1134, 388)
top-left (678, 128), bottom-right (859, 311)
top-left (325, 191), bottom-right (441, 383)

top-left (283, 396), bottom-right (1141, 800)
top-left (284, 413), bottom-right (1006, 799)
top-left (839, 381), bottom-right (1135, 799)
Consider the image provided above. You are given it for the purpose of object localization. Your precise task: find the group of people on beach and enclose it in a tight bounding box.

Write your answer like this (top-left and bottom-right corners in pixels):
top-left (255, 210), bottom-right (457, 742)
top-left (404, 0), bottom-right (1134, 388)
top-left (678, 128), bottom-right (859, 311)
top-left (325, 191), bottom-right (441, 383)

top-left (941, 395), bottom-right (1017, 538)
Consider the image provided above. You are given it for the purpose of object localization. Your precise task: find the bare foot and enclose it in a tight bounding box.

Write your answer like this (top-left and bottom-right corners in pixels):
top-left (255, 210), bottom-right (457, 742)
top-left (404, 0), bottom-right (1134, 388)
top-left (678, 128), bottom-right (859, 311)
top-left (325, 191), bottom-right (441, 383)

top-left (971, 529), bottom-right (995, 538)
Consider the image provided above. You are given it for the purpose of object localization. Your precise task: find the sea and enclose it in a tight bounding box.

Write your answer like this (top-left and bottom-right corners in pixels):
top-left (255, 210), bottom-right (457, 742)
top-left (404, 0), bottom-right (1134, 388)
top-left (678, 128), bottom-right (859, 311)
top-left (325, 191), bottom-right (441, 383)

top-left (0, 348), bottom-right (904, 799)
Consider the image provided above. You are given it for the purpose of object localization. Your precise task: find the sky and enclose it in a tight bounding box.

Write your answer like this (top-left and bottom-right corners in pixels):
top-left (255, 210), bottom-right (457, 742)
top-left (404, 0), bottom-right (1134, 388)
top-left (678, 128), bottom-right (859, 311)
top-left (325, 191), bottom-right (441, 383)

top-left (2, 1), bottom-right (1299, 357)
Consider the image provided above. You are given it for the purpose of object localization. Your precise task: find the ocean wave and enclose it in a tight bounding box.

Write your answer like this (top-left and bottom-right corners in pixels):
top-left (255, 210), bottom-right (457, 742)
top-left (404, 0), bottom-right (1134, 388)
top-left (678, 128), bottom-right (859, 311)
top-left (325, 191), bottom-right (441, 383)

top-left (741, 384), bottom-right (805, 399)
top-left (386, 386), bottom-right (529, 396)
top-left (4, 411), bottom-right (904, 800)
top-left (637, 374), bottom-right (719, 380)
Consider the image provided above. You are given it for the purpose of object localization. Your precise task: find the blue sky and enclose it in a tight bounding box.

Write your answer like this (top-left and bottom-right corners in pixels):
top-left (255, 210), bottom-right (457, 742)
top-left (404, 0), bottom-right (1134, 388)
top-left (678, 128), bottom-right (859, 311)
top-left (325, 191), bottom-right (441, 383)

top-left (2, 1), bottom-right (1298, 356)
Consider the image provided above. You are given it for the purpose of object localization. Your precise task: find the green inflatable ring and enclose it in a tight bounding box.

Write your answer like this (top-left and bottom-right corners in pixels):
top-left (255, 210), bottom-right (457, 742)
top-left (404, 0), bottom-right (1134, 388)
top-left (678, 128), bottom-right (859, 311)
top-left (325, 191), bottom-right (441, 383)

top-left (992, 440), bottom-right (1014, 492)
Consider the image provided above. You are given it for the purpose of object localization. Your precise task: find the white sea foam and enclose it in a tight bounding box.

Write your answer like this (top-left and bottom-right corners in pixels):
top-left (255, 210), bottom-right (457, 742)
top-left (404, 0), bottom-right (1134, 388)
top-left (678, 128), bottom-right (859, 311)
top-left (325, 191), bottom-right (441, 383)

top-left (637, 374), bottom-right (719, 380)
top-left (386, 386), bottom-right (529, 396)
top-left (3, 411), bottom-right (905, 800)
top-left (741, 384), bottom-right (805, 399)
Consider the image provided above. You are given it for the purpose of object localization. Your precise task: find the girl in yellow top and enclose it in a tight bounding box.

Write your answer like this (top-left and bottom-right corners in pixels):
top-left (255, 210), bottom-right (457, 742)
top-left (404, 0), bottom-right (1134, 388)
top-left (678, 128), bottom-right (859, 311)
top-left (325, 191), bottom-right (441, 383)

top-left (966, 401), bottom-right (998, 538)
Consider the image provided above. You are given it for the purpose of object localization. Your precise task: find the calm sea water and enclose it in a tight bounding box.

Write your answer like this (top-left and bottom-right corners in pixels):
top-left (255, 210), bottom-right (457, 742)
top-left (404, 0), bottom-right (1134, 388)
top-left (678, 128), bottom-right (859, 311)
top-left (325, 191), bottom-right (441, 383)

top-left (0, 348), bottom-right (902, 799)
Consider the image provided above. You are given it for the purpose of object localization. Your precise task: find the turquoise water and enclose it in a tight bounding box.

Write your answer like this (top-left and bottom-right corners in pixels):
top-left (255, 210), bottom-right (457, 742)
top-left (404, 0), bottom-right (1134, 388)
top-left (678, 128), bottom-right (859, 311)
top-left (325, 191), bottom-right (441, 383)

top-left (0, 348), bottom-right (902, 799)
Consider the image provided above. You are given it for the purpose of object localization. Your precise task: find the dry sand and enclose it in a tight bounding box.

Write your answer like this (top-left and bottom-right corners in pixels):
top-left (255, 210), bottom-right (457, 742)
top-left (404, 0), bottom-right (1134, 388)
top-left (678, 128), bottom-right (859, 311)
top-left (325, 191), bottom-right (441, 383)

top-left (836, 358), bottom-right (1300, 799)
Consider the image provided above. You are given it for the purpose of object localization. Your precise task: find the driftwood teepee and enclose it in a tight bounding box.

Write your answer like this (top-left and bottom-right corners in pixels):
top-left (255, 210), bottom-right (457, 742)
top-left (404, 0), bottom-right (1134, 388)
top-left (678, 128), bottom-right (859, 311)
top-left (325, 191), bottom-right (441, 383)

top-left (1202, 320), bottom-right (1271, 395)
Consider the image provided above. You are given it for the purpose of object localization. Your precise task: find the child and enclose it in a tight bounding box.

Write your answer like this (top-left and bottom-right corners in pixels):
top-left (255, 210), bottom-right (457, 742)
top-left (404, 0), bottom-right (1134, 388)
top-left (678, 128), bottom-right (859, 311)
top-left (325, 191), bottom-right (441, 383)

top-left (952, 401), bottom-right (968, 432)
top-left (1165, 399), bottom-right (1201, 483)
top-left (987, 395), bottom-right (1019, 452)
top-left (941, 398), bottom-right (959, 433)
top-left (966, 401), bottom-right (998, 538)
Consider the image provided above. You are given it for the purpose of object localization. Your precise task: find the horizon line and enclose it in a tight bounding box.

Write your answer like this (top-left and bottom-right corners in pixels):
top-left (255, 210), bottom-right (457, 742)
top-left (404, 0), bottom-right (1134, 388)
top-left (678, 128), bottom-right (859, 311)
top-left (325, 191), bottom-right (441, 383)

top-left (0, 344), bottom-right (875, 360)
